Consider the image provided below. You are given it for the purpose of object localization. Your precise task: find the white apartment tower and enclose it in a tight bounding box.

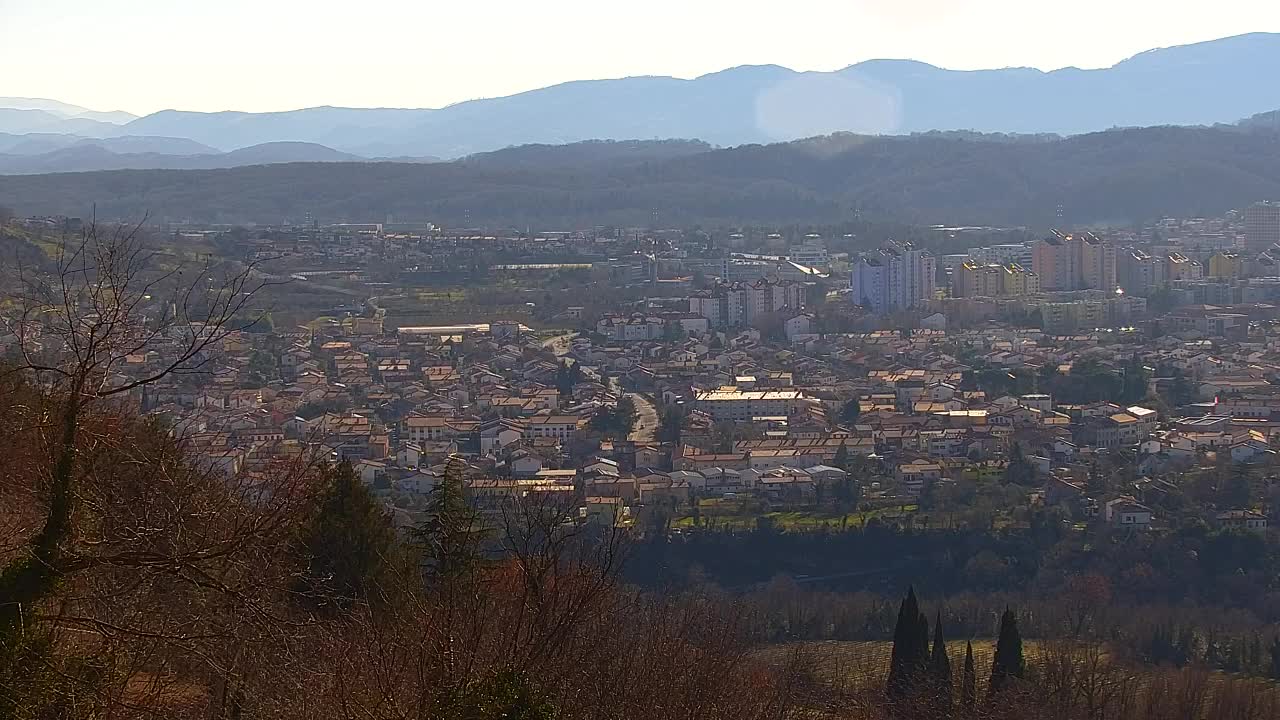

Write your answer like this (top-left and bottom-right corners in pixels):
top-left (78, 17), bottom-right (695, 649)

top-left (851, 243), bottom-right (936, 311)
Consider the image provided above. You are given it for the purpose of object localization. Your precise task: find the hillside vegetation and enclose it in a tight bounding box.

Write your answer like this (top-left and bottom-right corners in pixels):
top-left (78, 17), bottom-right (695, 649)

top-left (1, 125), bottom-right (1278, 227)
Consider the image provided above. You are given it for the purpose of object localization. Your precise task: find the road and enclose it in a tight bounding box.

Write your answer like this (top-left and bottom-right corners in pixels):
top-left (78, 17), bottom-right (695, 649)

top-left (541, 332), bottom-right (577, 357)
top-left (628, 392), bottom-right (658, 444)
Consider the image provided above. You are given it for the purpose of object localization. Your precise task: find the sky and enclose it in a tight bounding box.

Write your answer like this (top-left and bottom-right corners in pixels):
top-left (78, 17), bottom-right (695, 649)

top-left (3, 0), bottom-right (1280, 116)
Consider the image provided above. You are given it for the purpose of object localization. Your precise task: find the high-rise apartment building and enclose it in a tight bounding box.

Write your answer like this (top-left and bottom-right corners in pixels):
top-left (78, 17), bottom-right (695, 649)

top-left (688, 278), bottom-right (806, 328)
top-left (954, 262), bottom-right (1040, 298)
top-left (967, 243), bottom-right (1033, 267)
top-left (1032, 231), bottom-right (1116, 291)
top-left (1245, 202), bottom-right (1280, 253)
top-left (1207, 252), bottom-right (1244, 280)
top-left (1166, 253), bottom-right (1204, 282)
top-left (850, 243), bottom-right (936, 311)
top-left (1118, 249), bottom-right (1167, 296)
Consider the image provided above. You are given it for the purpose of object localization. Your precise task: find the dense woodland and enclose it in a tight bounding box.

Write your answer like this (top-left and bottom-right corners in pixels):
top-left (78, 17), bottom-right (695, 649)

top-left (1, 124), bottom-right (1280, 228)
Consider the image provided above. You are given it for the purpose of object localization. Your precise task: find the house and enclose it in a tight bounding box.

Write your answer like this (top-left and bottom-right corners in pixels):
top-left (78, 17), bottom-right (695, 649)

top-left (354, 459), bottom-right (387, 486)
top-left (896, 460), bottom-right (943, 496)
top-left (1215, 510), bottom-right (1268, 532)
top-left (479, 419), bottom-right (525, 455)
top-left (1103, 496), bottom-right (1153, 529)
top-left (523, 415), bottom-right (581, 441)
top-left (396, 443), bottom-right (422, 468)
top-left (508, 449), bottom-right (545, 478)
top-left (804, 464), bottom-right (849, 485)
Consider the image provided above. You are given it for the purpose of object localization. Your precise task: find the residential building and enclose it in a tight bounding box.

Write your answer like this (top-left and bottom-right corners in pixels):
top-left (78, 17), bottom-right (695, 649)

top-left (1166, 253), bottom-right (1204, 282)
top-left (851, 243), bottom-right (936, 310)
top-left (968, 243), bottom-right (1033, 267)
top-left (1207, 252), bottom-right (1244, 280)
top-left (1103, 496), bottom-right (1153, 528)
top-left (955, 262), bottom-right (1039, 298)
top-left (1215, 510), bottom-right (1268, 532)
top-left (688, 278), bottom-right (805, 328)
top-left (1032, 231), bottom-right (1116, 291)
top-left (1245, 201), bottom-right (1280, 253)
top-left (693, 388), bottom-right (814, 422)
top-left (1118, 249), bottom-right (1167, 296)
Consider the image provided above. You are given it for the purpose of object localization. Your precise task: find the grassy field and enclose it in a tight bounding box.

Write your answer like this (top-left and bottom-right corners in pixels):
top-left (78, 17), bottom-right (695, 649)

top-left (674, 500), bottom-right (921, 532)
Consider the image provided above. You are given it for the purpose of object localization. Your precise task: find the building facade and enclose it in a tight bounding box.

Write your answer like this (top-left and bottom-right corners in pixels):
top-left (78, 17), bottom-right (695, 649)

top-left (1033, 231), bottom-right (1116, 291)
top-left (1245, 201), bottom-right (1280, 253)
top-left (851, 243), bottom-right (936, 310)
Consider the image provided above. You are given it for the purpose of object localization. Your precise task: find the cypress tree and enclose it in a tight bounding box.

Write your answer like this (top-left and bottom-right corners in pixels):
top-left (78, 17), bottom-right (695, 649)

top-left (989, 608), bottom-right (1025, 694)
top-left (962, 641), bottom-right (977, 711)
top-left (294, 460), bottom-right (398, 608)
top-left (833, 442), bottom-right (849, 470)
top-left (917, 612), bottom-right (931, 669)
top-left (930, 611), bottom-right (953, 710)
top-left (887, 587), bottom-right (923, 702)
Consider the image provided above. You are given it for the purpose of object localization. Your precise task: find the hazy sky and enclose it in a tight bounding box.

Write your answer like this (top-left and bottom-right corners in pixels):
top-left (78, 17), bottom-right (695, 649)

top-left (4, 0), bottom-right (1279, 115)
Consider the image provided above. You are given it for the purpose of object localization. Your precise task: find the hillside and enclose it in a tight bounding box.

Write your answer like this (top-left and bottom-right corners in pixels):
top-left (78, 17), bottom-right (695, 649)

top-left (0, 141), bottom-right (364, 174)
top-left (1, 124), bottom-right (1278, 227)
top-left (19, 32), bottom-right (1276, 157)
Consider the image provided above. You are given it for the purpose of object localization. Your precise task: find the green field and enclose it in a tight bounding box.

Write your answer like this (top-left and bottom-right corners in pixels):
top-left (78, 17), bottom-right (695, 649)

top-left (674, 501), bottom-right (921, 531)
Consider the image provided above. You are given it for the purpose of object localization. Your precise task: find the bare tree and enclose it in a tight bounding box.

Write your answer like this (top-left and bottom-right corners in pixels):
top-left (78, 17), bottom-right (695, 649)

top-left (0, 219), bottom-right (303, 716)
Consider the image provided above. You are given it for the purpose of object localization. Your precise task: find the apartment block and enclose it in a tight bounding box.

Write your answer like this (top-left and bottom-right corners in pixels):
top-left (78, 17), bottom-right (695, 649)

top-left (1245, 201), bottom-right (1280, 253)
top-left (1032, 231), bottom-right (1116, 291)
top-left (851, 243), bottom-right (936, 311)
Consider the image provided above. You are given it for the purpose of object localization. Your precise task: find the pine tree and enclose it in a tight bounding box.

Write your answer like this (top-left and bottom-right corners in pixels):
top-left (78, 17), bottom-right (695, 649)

top-left (413, 455), bottom-right (486, 583)
top-left (930, 611), bottom-right (953, 711)
top-left (989, 608), bottom-right (1025, 694)
top-left (294, 460), bottom-right (398, 608)
top-left (962, 641), bottom-right (977, 711)
top-left (887, 587), bottom-right (923, 702)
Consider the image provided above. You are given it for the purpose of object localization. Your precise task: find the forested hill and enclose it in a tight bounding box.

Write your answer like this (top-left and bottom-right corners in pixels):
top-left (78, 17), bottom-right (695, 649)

top-left (2, 125), bottom-right (1279, 228)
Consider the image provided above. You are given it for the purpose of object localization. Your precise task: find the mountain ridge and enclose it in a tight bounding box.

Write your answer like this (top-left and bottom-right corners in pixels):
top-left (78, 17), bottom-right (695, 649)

top-left (5, 33), bottom-right (1277, 158)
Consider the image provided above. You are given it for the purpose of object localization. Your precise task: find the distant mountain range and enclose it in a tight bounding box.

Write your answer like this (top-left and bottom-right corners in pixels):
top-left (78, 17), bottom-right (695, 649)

top-left (2, 32), bottom-right (1279, 165)
top-left (2, 126), bottom-right (1277, 228)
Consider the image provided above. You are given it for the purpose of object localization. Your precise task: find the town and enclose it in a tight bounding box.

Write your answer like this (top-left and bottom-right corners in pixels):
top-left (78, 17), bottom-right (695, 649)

top-left (7, 201), bottom-right (1278, 541)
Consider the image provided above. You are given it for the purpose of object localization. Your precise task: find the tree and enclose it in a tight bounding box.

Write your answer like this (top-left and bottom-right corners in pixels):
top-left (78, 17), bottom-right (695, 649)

top-left (1063, 573), bottom-right (1112, 638)
top-left (617, 395), bottom-right (638, 437)
top-left (0, 220), bottom-right (266, 693)
top-left (839, 398), bottom-right (861, 425)
top-left (833, 442), bottom-right (849, 471)
top-left (930, 611), bottom-right (953, 710)
top-left (887, 586), bottom-right (925, 702)
top-left (962, 641), bottom-right (977, 711)
top-left (413, 455), bottom-right (486, 582)
top-left (434, 671), bottom-right (558, 720)
top-left (657, 406), bottom-right (685, 445)
top-left (989, 608), bottom-right (1025, 694)
top-left (1223, 471), bottom-right (1252, 509)
top-left (293, 461), bottom-right (398, 608)
top-left (1004, 443), bottom-right (1035, 485)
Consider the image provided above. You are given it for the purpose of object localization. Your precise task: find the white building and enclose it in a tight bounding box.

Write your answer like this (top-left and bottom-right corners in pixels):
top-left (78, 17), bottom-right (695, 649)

top-left (694, 388), bottom-right (814, 422)
top-left (851, 243), bottom-right (936, 311)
